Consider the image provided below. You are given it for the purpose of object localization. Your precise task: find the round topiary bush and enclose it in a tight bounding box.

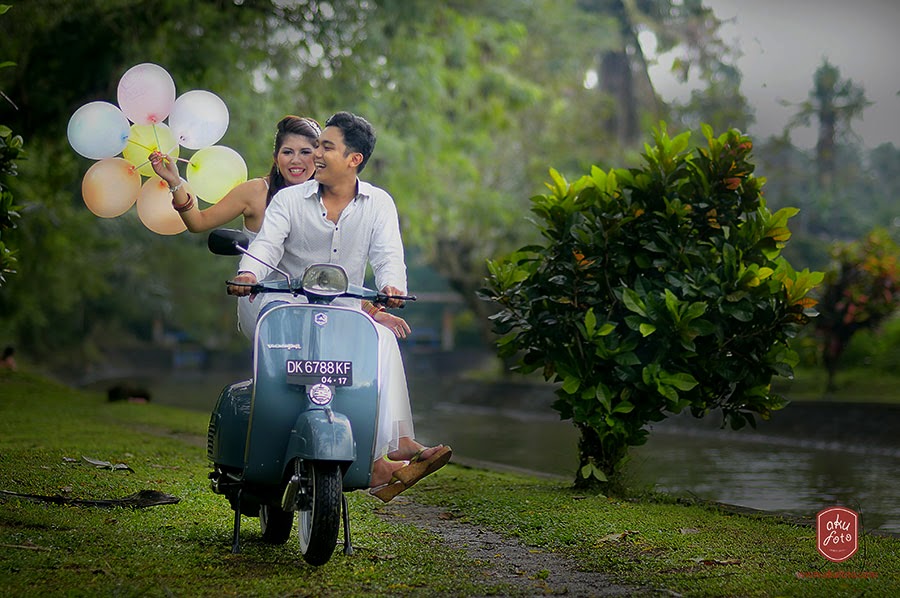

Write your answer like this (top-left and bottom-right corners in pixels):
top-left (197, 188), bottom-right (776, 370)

top-left (483, 124), bottom-right (823, 490)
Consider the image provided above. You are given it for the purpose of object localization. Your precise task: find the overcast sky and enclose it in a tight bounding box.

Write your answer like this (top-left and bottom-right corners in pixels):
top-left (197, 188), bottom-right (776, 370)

top-left (647, 0), bottom-right (900, 149)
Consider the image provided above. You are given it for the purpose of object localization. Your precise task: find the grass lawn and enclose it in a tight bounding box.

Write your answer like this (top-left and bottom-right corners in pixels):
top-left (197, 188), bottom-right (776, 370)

top-left (772, 366), bottom-right (900, 403)
top-left (1, 368), bottom-right (897, 597)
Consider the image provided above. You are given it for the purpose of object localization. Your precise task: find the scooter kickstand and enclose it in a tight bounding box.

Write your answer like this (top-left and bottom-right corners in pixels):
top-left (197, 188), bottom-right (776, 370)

top-left (231, 491), bottom-right (242, 554)
top-left (341, 494), bottom-right (353, 556)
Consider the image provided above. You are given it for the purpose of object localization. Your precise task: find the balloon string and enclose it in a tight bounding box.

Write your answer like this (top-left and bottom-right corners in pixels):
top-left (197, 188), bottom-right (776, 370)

top-left (165, 145), bottom-right (189, 163)
top-left (152, 124), bottom-right (161, 150)
top-left (128, 138), bottom-right (155, 151)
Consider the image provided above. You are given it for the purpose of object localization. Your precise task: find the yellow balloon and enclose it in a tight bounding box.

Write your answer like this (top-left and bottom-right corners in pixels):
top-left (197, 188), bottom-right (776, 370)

top-left (81, 158), bottom-right (141, 218)
top-left (187, 145), bottom-right (247, 204)
top-left (137, 177), bottom-right (188, 235)
top-left (123, 123), bottom-right (179, 177)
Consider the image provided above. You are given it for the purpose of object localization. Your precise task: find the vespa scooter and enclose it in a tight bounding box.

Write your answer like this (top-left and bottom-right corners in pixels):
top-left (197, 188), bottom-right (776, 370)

top-left (205, 229), bottom-right (415, 566)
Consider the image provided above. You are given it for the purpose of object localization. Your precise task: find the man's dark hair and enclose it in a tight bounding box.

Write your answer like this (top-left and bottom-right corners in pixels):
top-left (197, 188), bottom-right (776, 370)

top-left (325, 111), bottom-right (376, 173)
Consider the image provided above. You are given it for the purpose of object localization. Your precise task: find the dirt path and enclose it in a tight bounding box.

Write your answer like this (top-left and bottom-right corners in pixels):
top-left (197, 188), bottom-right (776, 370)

top-left (376, 495), bottom-right (656, 597)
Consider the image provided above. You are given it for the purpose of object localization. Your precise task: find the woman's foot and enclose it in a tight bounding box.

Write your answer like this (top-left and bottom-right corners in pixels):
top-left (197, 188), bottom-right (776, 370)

top-left (369, 455), bottom-right (407, 488)
top-left (387, 440), bottom-right (445, 463)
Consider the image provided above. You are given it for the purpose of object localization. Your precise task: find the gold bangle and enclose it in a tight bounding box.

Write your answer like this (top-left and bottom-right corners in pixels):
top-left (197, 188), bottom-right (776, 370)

top-left (363, 301), bottom-right (383, 316)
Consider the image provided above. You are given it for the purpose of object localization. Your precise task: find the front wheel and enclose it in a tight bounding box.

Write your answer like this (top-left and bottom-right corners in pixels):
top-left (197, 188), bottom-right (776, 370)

top-left (296, 460), bottom-right (342, 566)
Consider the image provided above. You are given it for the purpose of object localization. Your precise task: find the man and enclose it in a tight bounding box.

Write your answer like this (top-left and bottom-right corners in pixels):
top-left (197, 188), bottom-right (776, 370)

top-left (227, 112), bottom-right (450, 501)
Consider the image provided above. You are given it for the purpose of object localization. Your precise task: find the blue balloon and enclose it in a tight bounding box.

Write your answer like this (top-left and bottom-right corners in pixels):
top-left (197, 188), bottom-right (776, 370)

top-left (67, 102), bottom-right (131, 160)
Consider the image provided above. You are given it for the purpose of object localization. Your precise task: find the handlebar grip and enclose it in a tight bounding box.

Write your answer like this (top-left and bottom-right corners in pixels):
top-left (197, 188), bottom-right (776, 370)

top-left (374, 294), bottom-right (417, 304)
top-left (225, 280), bottom-right (266, 294)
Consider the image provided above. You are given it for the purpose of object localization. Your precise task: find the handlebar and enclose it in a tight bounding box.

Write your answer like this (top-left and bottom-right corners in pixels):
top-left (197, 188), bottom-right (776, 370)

top-left (374, 293), bottom-right (417, 306)
top-left (225, 280), bottom-right (417, 305)
top-left (225, 281), bottom-right (287, 295)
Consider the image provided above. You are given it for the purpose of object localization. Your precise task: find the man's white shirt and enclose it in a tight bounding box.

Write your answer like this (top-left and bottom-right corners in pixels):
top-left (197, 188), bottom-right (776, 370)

top-left (238, 179), bottom-right (408, 298)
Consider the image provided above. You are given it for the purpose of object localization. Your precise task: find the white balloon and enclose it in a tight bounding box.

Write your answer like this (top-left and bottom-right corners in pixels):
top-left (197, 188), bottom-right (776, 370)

top-left (169, 90), bottom-right (230, 150)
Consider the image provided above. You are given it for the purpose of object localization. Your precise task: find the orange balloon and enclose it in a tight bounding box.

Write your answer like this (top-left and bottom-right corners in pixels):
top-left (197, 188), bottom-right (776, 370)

top-left (81, 158), bottom-right (141, 218)
top-left (137, 177), bottom-right (189, 235)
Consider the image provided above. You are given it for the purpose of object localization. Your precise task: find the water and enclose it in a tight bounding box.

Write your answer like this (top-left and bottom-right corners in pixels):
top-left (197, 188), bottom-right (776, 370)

top-left (109, 352), bottom-right (900, 535)
top-left (403, 365), bottom-right (900, 536)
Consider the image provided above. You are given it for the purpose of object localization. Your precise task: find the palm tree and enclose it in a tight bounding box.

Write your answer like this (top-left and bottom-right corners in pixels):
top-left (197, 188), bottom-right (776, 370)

top-left (787, 59), bottom-right (872, 188)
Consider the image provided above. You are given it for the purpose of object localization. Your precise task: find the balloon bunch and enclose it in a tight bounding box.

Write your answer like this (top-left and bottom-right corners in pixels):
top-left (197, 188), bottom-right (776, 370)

top-left (67, 63), bottom-right (248, 235)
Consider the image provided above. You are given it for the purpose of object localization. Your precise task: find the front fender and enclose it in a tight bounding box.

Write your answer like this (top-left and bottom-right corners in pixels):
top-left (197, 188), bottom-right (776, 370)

top-left (285, 409), bottom-right (355, 467)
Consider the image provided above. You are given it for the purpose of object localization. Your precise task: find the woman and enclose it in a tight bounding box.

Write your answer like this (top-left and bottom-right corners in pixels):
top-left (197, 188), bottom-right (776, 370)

top-left (150, 115), bottom-right (321, 337)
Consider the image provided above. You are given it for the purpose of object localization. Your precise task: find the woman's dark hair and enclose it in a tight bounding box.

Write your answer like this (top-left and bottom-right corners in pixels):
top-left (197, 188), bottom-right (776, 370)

top-left (266, 115), bottom-right (322, 204)
top-left (324, 111), bottom-right (376, 173)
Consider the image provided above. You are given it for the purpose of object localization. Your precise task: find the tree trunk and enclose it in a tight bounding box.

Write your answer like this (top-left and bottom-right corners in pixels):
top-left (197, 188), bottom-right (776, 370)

top-left (817, 109), bottom-right (836, 189)
top-left (574, 423), bottom-right (629, 494)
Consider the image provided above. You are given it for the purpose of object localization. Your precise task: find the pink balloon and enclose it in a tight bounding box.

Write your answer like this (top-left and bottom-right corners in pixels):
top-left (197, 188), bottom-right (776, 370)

top-left (117, 63), bottom-right (176, 125)
top-left (81, 158), bottom-right (141, 218)
top-left (137, 177), bottom-right (188, 235)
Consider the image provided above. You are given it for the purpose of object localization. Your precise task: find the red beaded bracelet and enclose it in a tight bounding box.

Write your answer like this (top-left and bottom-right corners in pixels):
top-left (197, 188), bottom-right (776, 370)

top-left (173, 193), bottom-right (194, 213)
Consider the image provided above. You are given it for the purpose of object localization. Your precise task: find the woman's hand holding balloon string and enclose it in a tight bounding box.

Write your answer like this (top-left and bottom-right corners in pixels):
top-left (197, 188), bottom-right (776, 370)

top-left (149, 151), bottom-right (181, 189)
top-left (149, 150), bottom-right (194, 213)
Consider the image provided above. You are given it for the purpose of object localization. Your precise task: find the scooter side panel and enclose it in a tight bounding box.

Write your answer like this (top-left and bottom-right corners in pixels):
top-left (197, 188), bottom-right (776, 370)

top-left (207, 379), bottom-right (252, 469)
top-left (243, 303), bottom-right (379, 488)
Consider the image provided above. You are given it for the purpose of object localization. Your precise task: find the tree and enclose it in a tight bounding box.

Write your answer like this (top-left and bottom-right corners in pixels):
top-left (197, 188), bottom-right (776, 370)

top-left (786, 59), bottom-right (871, 189)
top-left (815, 228), bottom-right (900, 392)
top-left (0, 2), bottom-right (23, 288)
top-left (0, 0), bottom-right (324, 359)
top-left (323, 0), bottom-right (742, 340)
top-left (0, 0), bottom-right (753, 364)
top-left (577, 0), bottom-right (736, 145)
top-left (483, 124), bottom-right (822, 490)
top-left (0, 124), bottom-right (21, 287)
top-left (367, 1), bottom-right (605, 335)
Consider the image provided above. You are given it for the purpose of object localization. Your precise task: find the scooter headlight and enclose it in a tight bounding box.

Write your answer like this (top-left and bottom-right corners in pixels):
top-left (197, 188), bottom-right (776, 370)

top-left (308, 383), bottom-right (334, 406)
top-left (301, 264), bottom-right (349, 297)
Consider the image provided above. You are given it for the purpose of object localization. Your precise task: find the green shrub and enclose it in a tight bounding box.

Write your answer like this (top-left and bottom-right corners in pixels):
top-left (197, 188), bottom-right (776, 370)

top-left (482, 124), bottom-right (822, 490)
top-left (1, 4), bottom-right (24, 287)
top-left (814, 228), bottom-right (900, 390)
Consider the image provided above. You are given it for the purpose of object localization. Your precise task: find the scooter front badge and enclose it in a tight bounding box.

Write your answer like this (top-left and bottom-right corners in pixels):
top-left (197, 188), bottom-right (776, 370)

top-left (308, 383), bottom-right (334, 405)
top-left (314, 312), bottom-right (328, 326)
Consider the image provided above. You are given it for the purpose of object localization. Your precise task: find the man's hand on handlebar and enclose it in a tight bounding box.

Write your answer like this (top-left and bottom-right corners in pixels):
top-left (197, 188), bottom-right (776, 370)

top-left (380, 285), bottom-right (407, 309)
top-left (227, 272), bottom-right (258, 298)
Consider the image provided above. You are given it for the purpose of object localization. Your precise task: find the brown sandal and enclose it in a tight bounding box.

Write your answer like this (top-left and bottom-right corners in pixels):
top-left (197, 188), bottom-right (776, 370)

top-left (369, 479), bottom-right (408, 502)
top-left (393, 445), bottom-right (452, 486)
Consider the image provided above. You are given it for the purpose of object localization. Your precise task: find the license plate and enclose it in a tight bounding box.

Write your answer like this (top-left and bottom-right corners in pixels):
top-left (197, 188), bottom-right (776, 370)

top-left (286, 360), bottom-right (353, 387)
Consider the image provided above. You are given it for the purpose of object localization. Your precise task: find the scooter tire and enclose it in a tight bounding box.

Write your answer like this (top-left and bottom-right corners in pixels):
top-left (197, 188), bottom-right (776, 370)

top-left (260, 504), bottom-right (293, 544)
top-left (297, 460), bottom-right (342, 567)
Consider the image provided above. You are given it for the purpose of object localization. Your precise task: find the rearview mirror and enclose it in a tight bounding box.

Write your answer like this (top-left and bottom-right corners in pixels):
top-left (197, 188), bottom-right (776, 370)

top-left (208, 229), bottom-right (249, 256)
